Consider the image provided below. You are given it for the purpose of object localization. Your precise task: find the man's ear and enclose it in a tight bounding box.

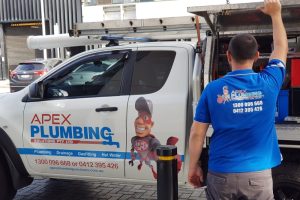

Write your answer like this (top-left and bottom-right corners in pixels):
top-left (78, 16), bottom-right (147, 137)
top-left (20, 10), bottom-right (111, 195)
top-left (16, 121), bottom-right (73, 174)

top-left (151, 121), bottom-right (154, 127)
top-left (254, 51), bottom-right (260, 62)
top-left (226, 51), bottom-right (232, 64)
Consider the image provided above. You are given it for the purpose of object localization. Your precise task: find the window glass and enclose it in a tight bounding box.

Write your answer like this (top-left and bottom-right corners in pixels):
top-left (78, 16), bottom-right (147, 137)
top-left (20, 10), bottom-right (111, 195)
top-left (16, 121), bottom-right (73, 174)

top-left (45, 53), bottom-right (127, 98)
top-left (130, 51), bottom-right (175, 94)
top-left (17, 63), bottom-right (44, 71)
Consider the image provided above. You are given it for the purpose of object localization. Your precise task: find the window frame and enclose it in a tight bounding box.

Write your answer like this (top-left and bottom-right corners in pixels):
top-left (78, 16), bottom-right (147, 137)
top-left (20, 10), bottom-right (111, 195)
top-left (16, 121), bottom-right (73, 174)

top-left (38, 49), bottom-right (135, 101)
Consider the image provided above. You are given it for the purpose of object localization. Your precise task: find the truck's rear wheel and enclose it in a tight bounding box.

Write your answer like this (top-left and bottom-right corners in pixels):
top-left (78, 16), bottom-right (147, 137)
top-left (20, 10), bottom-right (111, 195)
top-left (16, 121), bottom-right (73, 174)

top-left (273, 163), bottom-right (300, 200)
top-left (0, 160), bottom-right (16, 200)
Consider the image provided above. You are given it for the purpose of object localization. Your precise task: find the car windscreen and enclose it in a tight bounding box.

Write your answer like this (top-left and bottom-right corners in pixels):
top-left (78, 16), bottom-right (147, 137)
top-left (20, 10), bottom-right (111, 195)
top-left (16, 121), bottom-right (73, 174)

top-left (16, 63), bottom-right (44, 71)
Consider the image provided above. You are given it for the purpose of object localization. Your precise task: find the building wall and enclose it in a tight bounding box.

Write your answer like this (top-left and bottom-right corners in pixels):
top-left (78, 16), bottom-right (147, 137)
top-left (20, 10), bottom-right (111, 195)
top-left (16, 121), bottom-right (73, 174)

top-left (82, 0), bottom-right (263, 22)
top-left (5, 25), bottom-right (43, 72)
top-left (82, 0), bottom-right (194, 22)
top-left (0, 0), bottom-right (82, 34)
top-left (0, 0), bottom-right (82, 79)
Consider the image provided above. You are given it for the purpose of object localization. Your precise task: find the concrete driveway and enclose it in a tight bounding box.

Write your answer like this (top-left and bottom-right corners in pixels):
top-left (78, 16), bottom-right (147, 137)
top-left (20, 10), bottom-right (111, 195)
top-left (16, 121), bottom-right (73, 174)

top-left (14, 178), bottom-right (207, 200)
top-left (0, 79), bottom-right (9, 93)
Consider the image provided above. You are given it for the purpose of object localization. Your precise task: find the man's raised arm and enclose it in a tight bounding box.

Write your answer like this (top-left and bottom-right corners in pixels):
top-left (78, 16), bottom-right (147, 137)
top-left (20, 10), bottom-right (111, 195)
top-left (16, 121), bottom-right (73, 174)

top-left (259, 0), bottom-right (288, 64)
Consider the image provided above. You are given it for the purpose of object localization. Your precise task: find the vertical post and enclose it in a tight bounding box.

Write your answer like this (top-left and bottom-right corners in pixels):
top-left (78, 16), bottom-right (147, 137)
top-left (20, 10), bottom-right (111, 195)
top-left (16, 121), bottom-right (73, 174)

top-left (0, 24), bottom-right (7, 79)
top-left (0, 58), bottom-right (3, 80)
top-left (157, 145), bottom-right (178, 200)
top-left (40, 0), bottom-right (47, 59)
top-left (54, 23), bottom-right (60, 59)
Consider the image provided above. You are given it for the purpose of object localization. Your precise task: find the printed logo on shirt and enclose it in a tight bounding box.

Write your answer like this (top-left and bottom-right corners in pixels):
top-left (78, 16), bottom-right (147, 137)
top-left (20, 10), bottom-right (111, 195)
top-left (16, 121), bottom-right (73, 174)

top-left (217, 85), bottom-right (264, 114)
top-left (217, 86), bottom-right (231, 104)
top-left (217, 86), bottom-right (264, 104)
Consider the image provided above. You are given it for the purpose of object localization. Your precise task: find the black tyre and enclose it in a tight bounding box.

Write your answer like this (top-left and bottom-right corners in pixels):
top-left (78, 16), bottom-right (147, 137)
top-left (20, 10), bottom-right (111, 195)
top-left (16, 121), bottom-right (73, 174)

top-left (273, 163), bottom-right (300, 200)
top-left (0, 160), bottom-right (16, 200)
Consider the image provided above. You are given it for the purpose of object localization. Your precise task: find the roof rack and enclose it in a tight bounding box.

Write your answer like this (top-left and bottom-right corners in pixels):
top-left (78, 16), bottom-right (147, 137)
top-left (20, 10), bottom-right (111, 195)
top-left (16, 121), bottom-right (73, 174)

top-left (70, 16), bottom-right (209, 41)
top-left (100, 35), bottom-right (155, 47)
top-left (27, 16), bottom-right (209, 50)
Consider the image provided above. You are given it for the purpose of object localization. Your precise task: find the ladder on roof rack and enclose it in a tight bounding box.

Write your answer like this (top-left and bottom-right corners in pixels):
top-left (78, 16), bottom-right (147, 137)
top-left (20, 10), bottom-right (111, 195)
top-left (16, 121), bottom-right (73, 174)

top-left (69, 16), bottom-right (209, 41)
top-left (27, 16), bottom-right (210, 52)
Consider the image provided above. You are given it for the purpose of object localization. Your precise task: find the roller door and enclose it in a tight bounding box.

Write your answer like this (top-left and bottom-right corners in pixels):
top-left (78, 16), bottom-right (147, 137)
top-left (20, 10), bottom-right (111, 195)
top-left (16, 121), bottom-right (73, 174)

top-left (5, 25), bottom-right (42, 71)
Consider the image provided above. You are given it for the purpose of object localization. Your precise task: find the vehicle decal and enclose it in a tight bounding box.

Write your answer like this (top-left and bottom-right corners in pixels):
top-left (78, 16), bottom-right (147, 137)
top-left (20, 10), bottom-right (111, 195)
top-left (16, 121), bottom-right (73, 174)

top-left (18, 148), bottom-right (126, 159)
top-left (30, 113), bottom-right (120, 148)
top-left (17, 148), bottom-right (185, 161)
top-left (128, 97), bottom-right (183, 179)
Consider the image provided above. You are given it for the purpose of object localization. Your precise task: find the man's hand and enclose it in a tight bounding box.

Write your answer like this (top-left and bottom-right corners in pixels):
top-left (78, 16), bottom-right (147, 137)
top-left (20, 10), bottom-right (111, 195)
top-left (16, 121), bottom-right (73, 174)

top-left (188, 122), bottom-right (208, 188)
top-left (258, 0), bottom-right (287, 64)
top-left (258, 0), bottom-right (281, 17)
top-left (188, 164), bottom-right (204, 188)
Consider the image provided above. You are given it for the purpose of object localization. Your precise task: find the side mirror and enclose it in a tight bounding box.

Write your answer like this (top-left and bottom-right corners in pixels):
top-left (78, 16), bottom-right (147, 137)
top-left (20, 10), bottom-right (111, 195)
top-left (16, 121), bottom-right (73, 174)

top-left (28, 81), bottom-right (44, 99)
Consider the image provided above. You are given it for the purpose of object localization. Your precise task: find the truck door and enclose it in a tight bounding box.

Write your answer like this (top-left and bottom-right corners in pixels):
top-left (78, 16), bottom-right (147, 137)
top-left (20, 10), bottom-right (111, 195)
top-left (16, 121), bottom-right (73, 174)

top-left (125, 45), bottom-right (191, 181)
top-left (21, 49), bottom-right (136, 178)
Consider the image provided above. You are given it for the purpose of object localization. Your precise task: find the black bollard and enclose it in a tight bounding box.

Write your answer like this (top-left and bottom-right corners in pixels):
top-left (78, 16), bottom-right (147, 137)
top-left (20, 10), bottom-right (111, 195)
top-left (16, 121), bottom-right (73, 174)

top-left (156, 145), bottom-right (178, 200)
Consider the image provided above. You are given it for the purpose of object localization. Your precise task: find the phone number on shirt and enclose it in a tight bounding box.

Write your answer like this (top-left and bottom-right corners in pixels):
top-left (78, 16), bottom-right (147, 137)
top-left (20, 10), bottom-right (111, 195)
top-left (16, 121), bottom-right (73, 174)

top-left (233, 101), bottom-right (263, 114)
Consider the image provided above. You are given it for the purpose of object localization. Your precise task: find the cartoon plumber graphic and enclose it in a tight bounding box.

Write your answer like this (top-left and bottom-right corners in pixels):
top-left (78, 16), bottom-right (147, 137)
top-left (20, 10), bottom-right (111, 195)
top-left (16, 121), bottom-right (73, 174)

top-left (217, 85), bottom-right (231, 104)
top-left (129, 97), bottom-right (160, 179)
top-left (129, 97), bottom-right (182, 179)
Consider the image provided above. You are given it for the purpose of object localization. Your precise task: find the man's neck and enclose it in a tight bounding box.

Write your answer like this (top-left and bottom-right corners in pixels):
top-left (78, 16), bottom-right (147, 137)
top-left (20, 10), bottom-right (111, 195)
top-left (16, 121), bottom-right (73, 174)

top-left (232, 65), bottom-right (253, 71)
top-left (231, 60), bottom-right (254, 71)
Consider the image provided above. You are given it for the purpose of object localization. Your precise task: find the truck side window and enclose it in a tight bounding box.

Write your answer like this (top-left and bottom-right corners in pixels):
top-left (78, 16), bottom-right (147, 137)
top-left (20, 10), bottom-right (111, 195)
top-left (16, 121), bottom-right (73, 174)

top-left (130, 51), bottom-right (175, 95)
top-left (44, 54), bottom-right (126, 98)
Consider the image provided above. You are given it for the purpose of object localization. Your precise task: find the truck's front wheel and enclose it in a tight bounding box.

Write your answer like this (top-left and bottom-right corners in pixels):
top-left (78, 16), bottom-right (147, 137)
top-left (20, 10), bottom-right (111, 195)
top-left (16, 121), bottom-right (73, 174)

top-left (0, 160), bottom-right (16, 200)
top-left (273, 163), bottom-right (300, 200)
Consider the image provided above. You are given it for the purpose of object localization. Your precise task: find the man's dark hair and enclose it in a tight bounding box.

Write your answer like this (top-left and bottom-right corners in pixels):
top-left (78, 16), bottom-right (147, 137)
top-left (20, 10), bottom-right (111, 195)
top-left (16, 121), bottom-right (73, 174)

top-left (228, 33), bottom-right (258, 62)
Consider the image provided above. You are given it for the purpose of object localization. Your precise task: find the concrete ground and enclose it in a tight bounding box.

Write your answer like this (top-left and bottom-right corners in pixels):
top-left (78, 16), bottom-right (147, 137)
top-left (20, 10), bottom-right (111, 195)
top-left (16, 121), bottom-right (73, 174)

top-left (0, 79), bottom-right (10, 93)
top-left (13, 178), bottom-right (207, 200)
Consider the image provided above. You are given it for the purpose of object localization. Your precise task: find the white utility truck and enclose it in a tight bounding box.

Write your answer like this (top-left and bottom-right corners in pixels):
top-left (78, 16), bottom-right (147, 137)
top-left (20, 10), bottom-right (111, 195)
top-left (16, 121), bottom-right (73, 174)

top-left (0, 1), bottom-right (299, 200)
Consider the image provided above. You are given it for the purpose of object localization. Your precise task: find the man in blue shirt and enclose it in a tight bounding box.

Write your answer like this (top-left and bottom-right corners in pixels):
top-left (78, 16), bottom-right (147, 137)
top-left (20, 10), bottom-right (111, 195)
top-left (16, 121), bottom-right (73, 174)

top-left (188, 0), bottom-right (288, 199)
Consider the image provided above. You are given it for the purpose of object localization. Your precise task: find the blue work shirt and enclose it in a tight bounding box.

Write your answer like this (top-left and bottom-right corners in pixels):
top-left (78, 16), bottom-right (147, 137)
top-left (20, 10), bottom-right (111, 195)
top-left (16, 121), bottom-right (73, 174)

top-left (194, 59), bottom-right (286, 173)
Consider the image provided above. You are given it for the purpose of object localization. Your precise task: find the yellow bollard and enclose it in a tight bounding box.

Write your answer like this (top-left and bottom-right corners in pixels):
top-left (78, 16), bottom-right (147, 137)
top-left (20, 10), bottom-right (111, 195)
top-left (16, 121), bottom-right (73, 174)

top-left (157, 145), bottom-right (178, 200)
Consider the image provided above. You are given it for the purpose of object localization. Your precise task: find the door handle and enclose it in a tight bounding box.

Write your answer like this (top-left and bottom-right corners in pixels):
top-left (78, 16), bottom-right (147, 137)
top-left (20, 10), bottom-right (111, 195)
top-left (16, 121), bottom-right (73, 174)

top-left (95, 107), bottom-right (118, 112)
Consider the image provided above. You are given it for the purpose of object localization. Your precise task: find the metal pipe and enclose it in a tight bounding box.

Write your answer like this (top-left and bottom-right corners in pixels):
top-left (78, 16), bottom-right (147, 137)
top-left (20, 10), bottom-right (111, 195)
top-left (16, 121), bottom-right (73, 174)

top-left (192, 53), bottom-right (202, 115)
top-left (27, 34), bottom-right (105, 49)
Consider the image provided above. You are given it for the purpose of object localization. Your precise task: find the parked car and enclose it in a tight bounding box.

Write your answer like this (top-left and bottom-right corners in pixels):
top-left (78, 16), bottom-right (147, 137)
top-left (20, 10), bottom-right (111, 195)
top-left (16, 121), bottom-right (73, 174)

top-left (9, 58), bottom-right (62, 92)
